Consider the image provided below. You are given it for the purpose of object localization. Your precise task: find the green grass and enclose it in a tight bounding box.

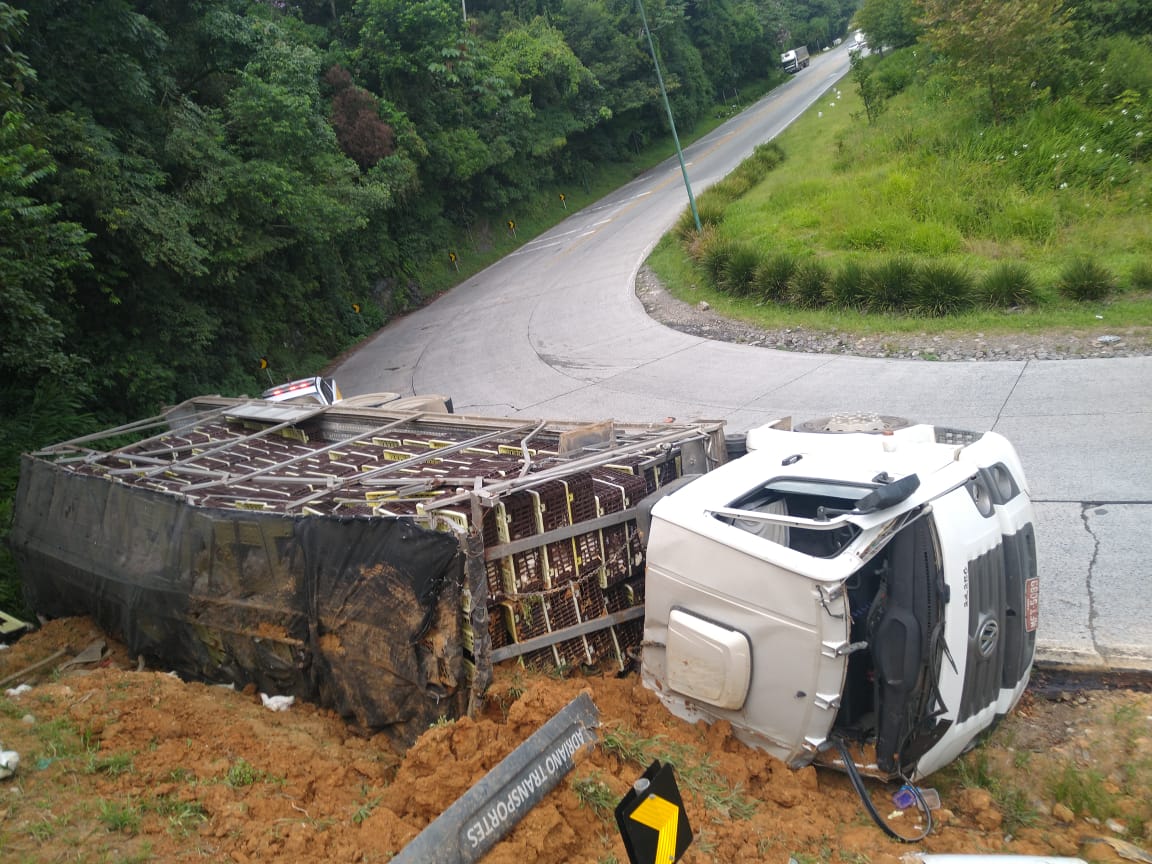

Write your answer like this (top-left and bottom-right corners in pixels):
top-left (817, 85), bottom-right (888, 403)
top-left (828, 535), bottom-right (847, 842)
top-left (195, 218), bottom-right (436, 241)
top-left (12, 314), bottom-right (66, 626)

top-left (352, 791), bottom-right (382, 826)
top-left (224, 758), bottom-right (262, 788)
top-left (85, 750), bottom-right (135, 777)
top-left (571, 772), bottom-right (618, 823)
top-left (98, 798), bottom-right (142, 835)
top-left (949, 749), bottom-right (1037, 833)
top-left (149, 795), bottom-right (209, 836)
top-left (1048, 763), bottom-right (1116, 821)
top-left (601, 725), bottom-right (757, 822)
top-left (650, 48), bottom-right (1152, 337)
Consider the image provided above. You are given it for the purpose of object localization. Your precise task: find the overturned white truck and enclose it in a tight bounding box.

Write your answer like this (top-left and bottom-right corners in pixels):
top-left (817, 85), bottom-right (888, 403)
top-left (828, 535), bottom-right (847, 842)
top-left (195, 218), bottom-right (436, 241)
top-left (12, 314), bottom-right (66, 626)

top-left (9, 397), bottom-right (1036, 780)
top-left (641, 416), bottom-right (1038, 780)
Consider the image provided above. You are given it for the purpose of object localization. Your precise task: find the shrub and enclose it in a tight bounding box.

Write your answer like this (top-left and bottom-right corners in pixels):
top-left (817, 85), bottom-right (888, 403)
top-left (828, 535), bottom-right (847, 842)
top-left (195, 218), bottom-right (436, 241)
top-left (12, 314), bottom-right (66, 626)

top-left (751, 253), bottom-right (797, 302)
top-left (685, 224), bottom-right (718, 264)
top-left (1057, 259), bottom-right (1116, 302)
top-left (915, 262), bottom-right (976, 316)
top-left (830, 260), bottom-right (868, 309)
top-left (699, 234), bottom-right (736, 287)
top-left (729, 142), bottom-right (786, 188)
top-left (863, 257), bottom-right (919, 313)
top-left (871, 48), bottom-right (922, 98)
top-left (675, 197), bottom-right (727, 241)
top-left (1129, 260), bottom-right (1152, 293)
top-left (674, 207), bottom-right (698, 241)
top-left (749, 141), bottom-right (785, 172)
top-left (711, 173), bottom-right (755, 200)
top-left (1093, 36), bottom-right (1152, 105)
top-left (718, 243), bottom-right (762, 295)
top-left (980, 262), bottom-right (1041, 308)
top-left (790, 261), bottom-right (831, 309)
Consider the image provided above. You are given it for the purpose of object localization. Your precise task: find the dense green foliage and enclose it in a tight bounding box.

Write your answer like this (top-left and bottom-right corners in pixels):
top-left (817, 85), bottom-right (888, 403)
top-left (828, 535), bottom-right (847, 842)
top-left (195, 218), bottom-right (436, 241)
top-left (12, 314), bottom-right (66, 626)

top-left (0, 0), bottom-right (853, 424)
top-left (662, 3), bottom-right (1152, 324)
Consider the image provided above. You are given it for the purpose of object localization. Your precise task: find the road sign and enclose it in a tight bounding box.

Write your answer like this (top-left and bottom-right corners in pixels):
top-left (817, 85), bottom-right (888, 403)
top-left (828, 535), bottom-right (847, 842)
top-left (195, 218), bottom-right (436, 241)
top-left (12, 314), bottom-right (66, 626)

top-left (615, 760), bottom-right (692, 864)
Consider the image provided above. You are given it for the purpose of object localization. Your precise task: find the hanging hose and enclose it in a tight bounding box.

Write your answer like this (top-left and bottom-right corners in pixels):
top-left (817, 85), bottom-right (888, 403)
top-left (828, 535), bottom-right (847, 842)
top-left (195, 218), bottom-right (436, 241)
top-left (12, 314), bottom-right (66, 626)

top-left (835, 739), bottom-right (933, 843)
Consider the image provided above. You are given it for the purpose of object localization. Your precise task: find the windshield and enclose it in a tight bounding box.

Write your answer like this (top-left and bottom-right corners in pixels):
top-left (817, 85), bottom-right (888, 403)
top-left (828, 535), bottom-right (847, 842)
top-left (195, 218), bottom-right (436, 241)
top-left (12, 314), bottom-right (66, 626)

top-left (714, 477), bottom-right (873, 557)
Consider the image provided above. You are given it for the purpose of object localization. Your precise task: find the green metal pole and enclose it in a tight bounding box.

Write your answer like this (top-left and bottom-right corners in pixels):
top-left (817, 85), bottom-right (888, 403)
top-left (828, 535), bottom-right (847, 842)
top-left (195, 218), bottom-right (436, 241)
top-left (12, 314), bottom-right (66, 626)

top-left (636, 0), bottom-right (701, 232)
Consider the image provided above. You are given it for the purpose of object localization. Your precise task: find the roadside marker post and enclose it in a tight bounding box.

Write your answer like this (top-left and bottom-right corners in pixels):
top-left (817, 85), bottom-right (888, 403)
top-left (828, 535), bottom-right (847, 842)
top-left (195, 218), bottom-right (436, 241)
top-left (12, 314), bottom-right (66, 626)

top-left (615, 760), bottom-right (693, 864)
top-left (390, 692), bottom-right (599, 864)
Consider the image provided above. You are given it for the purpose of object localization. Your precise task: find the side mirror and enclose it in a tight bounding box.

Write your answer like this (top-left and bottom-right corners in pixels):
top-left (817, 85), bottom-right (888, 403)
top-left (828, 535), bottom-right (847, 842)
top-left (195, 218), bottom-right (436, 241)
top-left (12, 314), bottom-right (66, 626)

top-left (854, 474), bottom-right (920, 514)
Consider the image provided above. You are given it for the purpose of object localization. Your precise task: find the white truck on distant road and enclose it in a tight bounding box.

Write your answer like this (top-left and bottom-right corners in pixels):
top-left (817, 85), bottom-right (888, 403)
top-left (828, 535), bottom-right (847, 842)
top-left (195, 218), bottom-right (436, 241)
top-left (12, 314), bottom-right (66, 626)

top-left (782, 45), bottom-right (810, 73)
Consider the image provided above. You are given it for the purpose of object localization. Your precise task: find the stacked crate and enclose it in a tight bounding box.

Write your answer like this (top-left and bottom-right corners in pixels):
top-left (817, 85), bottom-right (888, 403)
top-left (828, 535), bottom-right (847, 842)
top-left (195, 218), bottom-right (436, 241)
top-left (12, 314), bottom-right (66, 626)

top-left (480, 454), bottom-right (671, 672)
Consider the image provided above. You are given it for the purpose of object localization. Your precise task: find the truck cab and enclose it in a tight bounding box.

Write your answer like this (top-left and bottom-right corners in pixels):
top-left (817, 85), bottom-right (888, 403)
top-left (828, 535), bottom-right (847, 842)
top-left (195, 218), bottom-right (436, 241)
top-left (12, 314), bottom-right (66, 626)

top-left (781, 46), bottom-right (810, 73)
top-left (260, 376), bottom-right (342, 405)
top-left (640, 419), bottom-right (1038, 780)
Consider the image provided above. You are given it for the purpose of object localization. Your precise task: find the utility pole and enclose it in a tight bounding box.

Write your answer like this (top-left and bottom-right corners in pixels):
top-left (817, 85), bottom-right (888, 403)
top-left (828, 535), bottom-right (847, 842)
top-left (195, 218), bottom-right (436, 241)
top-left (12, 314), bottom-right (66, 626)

top-left (635, 0), bottom-right (701, 232)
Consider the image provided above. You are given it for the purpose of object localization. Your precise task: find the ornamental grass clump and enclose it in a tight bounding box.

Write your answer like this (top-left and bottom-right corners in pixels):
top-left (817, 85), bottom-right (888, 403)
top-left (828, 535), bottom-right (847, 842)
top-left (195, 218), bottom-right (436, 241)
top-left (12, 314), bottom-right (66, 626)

top-left (980, 262), bottom-right (1041, 308)
top-left (863, 257), bottom-right (919, 313)
top-left (718, 242), bottom-right (762, 295)
top-left (790, 260), bottom-right (831, 309)
top-left (751, 253), bottom-right (797, 303)
top-left (1057, 258), bottom-right (1116, 302)
top-left (1129, 260), bottom-right (1152, 293)
top-left (915, 262), bottom-right (976, 317)
top-left (829, 260), bottom-right (868, 309)
top-left (697, 232), bottom-right (734, 286)
top-left (675, 196), bottom-right (727, 241)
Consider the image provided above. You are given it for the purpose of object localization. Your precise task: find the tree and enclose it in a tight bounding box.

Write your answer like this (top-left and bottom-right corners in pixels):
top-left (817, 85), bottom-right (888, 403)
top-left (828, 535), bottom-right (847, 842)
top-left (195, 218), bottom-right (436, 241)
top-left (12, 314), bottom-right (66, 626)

top-left (325, 66), bottom-right (397, 170)
top-left (0, 5), bottom-right (91, 385)
top-left (917, 0), bottom-right (1072, 124)
top-left (852, 0), bottom-right (919, 51)
top-left (849, 51), bottom-right (887, 123)
top-left (1068, 0), bottom-right (1152, 39)
top-left (350, 0), bottom-right (465, 108)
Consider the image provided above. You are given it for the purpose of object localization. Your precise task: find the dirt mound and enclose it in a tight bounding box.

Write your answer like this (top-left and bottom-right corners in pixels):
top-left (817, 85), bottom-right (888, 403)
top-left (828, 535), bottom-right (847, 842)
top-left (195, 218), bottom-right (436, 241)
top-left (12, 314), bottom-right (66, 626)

top-left (2, 618), bottom-right (1150, 863)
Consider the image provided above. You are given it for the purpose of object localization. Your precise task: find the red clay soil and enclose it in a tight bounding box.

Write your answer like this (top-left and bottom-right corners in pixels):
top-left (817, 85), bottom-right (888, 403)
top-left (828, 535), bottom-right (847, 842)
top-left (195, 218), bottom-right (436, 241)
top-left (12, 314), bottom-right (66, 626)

top-left (1, 617), bottom-right (1150, 863)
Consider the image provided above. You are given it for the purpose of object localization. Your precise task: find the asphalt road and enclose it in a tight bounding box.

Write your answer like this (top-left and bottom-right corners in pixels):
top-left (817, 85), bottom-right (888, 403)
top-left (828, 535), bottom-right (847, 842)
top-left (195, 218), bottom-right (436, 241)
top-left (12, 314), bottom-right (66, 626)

top-left (336, 44), bottom-right (1152, 671)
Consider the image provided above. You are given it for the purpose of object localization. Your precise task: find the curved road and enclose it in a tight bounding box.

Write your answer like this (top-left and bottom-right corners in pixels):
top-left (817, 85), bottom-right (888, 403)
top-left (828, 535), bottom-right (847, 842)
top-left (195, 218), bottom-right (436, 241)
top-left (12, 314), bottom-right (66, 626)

top-left (337, 44), bottom-right (1152, 671)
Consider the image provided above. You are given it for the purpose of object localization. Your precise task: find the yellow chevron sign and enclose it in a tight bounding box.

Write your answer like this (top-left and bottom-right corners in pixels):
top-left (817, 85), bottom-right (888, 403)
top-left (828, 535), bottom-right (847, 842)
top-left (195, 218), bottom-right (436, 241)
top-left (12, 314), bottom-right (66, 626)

top-left (615, 760), bottom-right (692, 864)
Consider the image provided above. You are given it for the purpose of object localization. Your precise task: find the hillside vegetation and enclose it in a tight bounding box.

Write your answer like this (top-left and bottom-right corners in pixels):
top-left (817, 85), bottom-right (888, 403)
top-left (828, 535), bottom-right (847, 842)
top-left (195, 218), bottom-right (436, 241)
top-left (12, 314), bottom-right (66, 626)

top-left (652, 19), bottom-right (1152, 337)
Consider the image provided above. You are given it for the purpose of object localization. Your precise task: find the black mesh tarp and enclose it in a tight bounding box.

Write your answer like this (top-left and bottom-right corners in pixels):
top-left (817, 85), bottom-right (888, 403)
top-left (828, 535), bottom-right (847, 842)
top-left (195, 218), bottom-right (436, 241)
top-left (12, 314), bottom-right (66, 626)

top-left (9, 456), bottom-right (466, 746)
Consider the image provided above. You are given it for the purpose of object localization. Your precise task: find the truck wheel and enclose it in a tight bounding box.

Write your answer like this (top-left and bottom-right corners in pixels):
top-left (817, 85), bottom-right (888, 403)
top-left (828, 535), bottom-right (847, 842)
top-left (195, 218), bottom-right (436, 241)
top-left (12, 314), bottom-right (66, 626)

top-left (795, 412), bottom-right (912, 433)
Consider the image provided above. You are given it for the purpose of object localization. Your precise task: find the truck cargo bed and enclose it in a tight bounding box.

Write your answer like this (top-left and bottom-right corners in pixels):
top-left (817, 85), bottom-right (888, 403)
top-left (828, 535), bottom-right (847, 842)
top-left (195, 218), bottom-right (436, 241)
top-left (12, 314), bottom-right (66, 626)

top-left (10, 396), bottom-right (726, 744)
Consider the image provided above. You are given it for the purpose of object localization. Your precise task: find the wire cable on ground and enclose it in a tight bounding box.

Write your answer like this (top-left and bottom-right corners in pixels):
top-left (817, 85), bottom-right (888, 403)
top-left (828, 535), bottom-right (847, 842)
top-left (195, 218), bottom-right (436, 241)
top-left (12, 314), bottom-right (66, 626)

top-left (835, 739), bottom-right (933, 843)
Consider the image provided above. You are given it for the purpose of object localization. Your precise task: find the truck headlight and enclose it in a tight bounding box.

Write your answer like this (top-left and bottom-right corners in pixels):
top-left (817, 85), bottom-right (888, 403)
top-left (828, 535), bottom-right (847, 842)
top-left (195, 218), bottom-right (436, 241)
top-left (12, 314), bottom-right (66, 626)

top-left (966, 475), bottom-right (995, 517)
